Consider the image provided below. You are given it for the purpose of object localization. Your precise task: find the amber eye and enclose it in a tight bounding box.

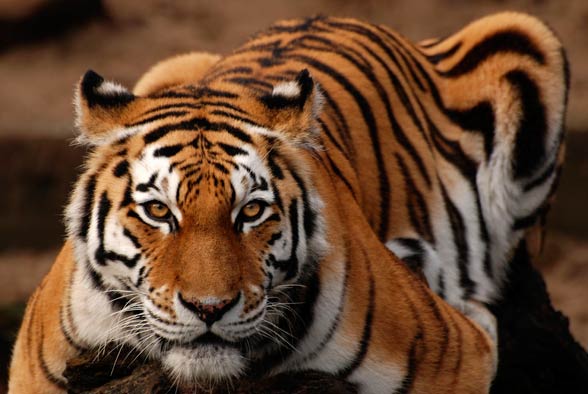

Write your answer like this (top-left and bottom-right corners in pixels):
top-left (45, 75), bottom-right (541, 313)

top-left (144, 201), bottom-right (171, 221)
top-left (240, 201), bottom-right (265, 221)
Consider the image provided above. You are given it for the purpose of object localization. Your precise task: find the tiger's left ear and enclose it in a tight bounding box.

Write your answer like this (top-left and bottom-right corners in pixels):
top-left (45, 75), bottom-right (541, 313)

top-left (74, 70), bottom-right (138, 145)
top-left (260, 69), bottom-right (323, 149)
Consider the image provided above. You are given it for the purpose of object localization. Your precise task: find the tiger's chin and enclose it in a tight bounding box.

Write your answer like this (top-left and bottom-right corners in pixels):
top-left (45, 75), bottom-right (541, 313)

top-left (162, 344), bottom-right (246, 386)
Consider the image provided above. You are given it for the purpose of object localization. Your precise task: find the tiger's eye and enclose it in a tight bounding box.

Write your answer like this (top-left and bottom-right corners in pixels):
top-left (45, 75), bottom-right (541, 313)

top-left (242, 201), bottom-right (262, 219)
top-left (146, 202), bottom-right (170, 219)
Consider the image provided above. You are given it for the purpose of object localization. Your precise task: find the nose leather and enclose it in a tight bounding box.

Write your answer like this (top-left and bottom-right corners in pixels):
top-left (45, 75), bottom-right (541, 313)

top-left (178, 293), bottom-right (241, 326)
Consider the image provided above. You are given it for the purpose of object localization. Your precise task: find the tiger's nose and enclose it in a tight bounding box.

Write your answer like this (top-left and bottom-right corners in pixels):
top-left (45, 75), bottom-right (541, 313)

top-left (178, 293), bottom-right (241, 326)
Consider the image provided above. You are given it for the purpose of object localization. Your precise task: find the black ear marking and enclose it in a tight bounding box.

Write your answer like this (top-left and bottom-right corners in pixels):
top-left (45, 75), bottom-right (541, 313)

top-left (81, 69), bottom-right (135, 108)
top-left (261, 69), bottom-right (315, 110)
top-left (295, 69), bottom-right (313, 107)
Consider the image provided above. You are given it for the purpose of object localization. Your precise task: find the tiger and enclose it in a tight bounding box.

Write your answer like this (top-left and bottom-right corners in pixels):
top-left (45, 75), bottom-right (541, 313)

top-left (9, 11), bottom-right (567, 394)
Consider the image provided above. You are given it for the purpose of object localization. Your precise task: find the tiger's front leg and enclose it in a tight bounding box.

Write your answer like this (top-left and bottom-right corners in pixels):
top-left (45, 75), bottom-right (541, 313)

top-left (9, 243), bottom-right (80, 394)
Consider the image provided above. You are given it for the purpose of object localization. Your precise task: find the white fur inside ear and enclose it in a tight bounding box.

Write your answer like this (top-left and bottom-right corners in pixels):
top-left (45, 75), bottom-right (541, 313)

top-left (272, 81), bottom-right (301, 97)
top-left (96, 81), bottom-right (131, 96)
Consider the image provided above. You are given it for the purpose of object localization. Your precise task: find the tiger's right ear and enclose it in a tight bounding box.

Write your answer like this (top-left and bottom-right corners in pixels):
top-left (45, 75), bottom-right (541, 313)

top-left (74, 70), bottom-right (138, 145)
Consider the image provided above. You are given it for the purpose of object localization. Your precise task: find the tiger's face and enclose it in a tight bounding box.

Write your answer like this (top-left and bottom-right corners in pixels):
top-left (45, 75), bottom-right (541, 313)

top-left (66, 70), bottom-right (328, 383)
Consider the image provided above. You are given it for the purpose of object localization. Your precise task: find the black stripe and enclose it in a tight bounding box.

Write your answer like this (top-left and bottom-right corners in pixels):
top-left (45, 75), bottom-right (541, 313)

top-left (271, 180), bottom-right (284, 212)
top-left (284, 199), bottom-right (300, 281)
top-left (317, 118), bottom-right (348, 161)
top-left (79, 174), bottom-right (97, 240)
top-left (420, 285), bottom-right (451, 374)
top-left (353, 39), bottom-right (430, 148)
top-left (151, 86), bottom-right (238, 99)
top-left (120, 179), bottom-right (133, 208)
top-left (262, 15), bottom-right (326, 35)
top-left (373, 24), bottom-right (429, 92)
top-left (203, 66), bottom-right (253, 82)
top-left (297, 257), bottom-right (350, 365)
top-left (396, 154), bottom-right (434, 244)
top-left (323, 154), bottom-right (358, 202)
top-left (267, 231), bottom-right (282, 246)
top-left (141, 103), bottom-right (201, 116)
top-left (94, 192), bottom-right (111, 265)
top-left (218, 123), bottom-right (254, 144)
top-left (513, 204), bottom-right (549, 231)
top-left (426, 41), bottom-right (462, 65)
top-left (59, 307), bottom-right (86, 352)
top-left (209, 109), bottom-right (262, 127)
top-left (474, 189), bottom-right (492, 279)
top-left (286, 162), bottom-right (316, 238)
top-left (113, 160), bottom-right (129, 178)
top-left (227, 76), bottom-right (273, 91)
top-left (320, 90), bottom-right (355, 157)
top-left (154, 144), bottom-right (184, 158)
top-left (126, 110), bottom-right (188, 128)
top-left (562, 46), bottom-right (571, 104)
top-left (200, 100), bottom-right (251, 115)
top-left (395, 238), bottom-right (425, 273)
top-left (136, 265), bottom-right (146, 288)
top-left (267, 152), bottom-right (285, 180)
top-left (136, 173), bottom-right (158, 193)
top-left (212, 162), bottom-right (230, 174)
top-left (524, 162), bottom-right (556, 192)
top-left (422, 104), bottom-right (477, 182)
top-left (143, 119), bottom-right (200, 144)
top-left (506, 70), bottom-right (547, 179)
top-left (218, 142), bottom-right (248, 157)
top-left (446, 101), bottom-right (495, 160)
top-left (338, 247), bottom-right (374, 378)
top-left (394, 333), bottom-right (420, 394)
top-left (144, 117), bottom-right (254, 144)
top-left (440, 183), bottom-right (475, 298)
top-left (438, 271), bottom-right (446, 299)
top-left (104, 251), bottom-right (141, 268)
top-left (38, 322), bottom-right (68, 390)
top-left (439, 30), bottom-right (546, 77)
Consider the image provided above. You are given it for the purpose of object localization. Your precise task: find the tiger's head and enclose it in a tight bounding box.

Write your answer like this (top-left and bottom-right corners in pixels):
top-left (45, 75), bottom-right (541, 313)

top-left (66, 68), bottom-right (328, 384)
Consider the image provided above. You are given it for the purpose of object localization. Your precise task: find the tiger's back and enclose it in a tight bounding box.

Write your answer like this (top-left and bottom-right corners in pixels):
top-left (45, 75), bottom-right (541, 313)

top-left (198, 12), bottom-right (567, 306)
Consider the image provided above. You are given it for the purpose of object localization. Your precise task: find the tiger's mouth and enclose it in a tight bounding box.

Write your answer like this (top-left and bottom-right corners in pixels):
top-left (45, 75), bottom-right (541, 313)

top-left (180, 332), bottom-right (240, 349)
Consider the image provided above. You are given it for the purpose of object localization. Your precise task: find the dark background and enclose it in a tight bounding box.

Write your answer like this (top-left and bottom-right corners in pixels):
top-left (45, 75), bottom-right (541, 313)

top-left (1, 0), bottom-right (587, 392)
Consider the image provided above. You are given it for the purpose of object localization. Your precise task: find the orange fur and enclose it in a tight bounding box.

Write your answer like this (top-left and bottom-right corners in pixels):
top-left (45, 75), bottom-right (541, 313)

top-left (10, 12), bottom-right (568, 393)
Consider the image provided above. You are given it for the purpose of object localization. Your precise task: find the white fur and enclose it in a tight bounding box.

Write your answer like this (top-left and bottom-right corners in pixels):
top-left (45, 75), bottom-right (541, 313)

top-left (272, 81), bottom-right (301, 97)
top-left (348, 357), bottom-right (405, 394)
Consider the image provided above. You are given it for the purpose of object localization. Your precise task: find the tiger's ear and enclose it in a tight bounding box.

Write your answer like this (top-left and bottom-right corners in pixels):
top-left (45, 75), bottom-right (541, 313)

top-left (260, 69), bottom-right (323, 149)
top-left (74, 70), bottom-right (138, 145)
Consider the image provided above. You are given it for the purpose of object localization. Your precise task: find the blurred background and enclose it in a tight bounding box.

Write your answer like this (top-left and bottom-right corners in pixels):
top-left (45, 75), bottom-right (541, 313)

top-left (0, 0), bottom-right (587, 391)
